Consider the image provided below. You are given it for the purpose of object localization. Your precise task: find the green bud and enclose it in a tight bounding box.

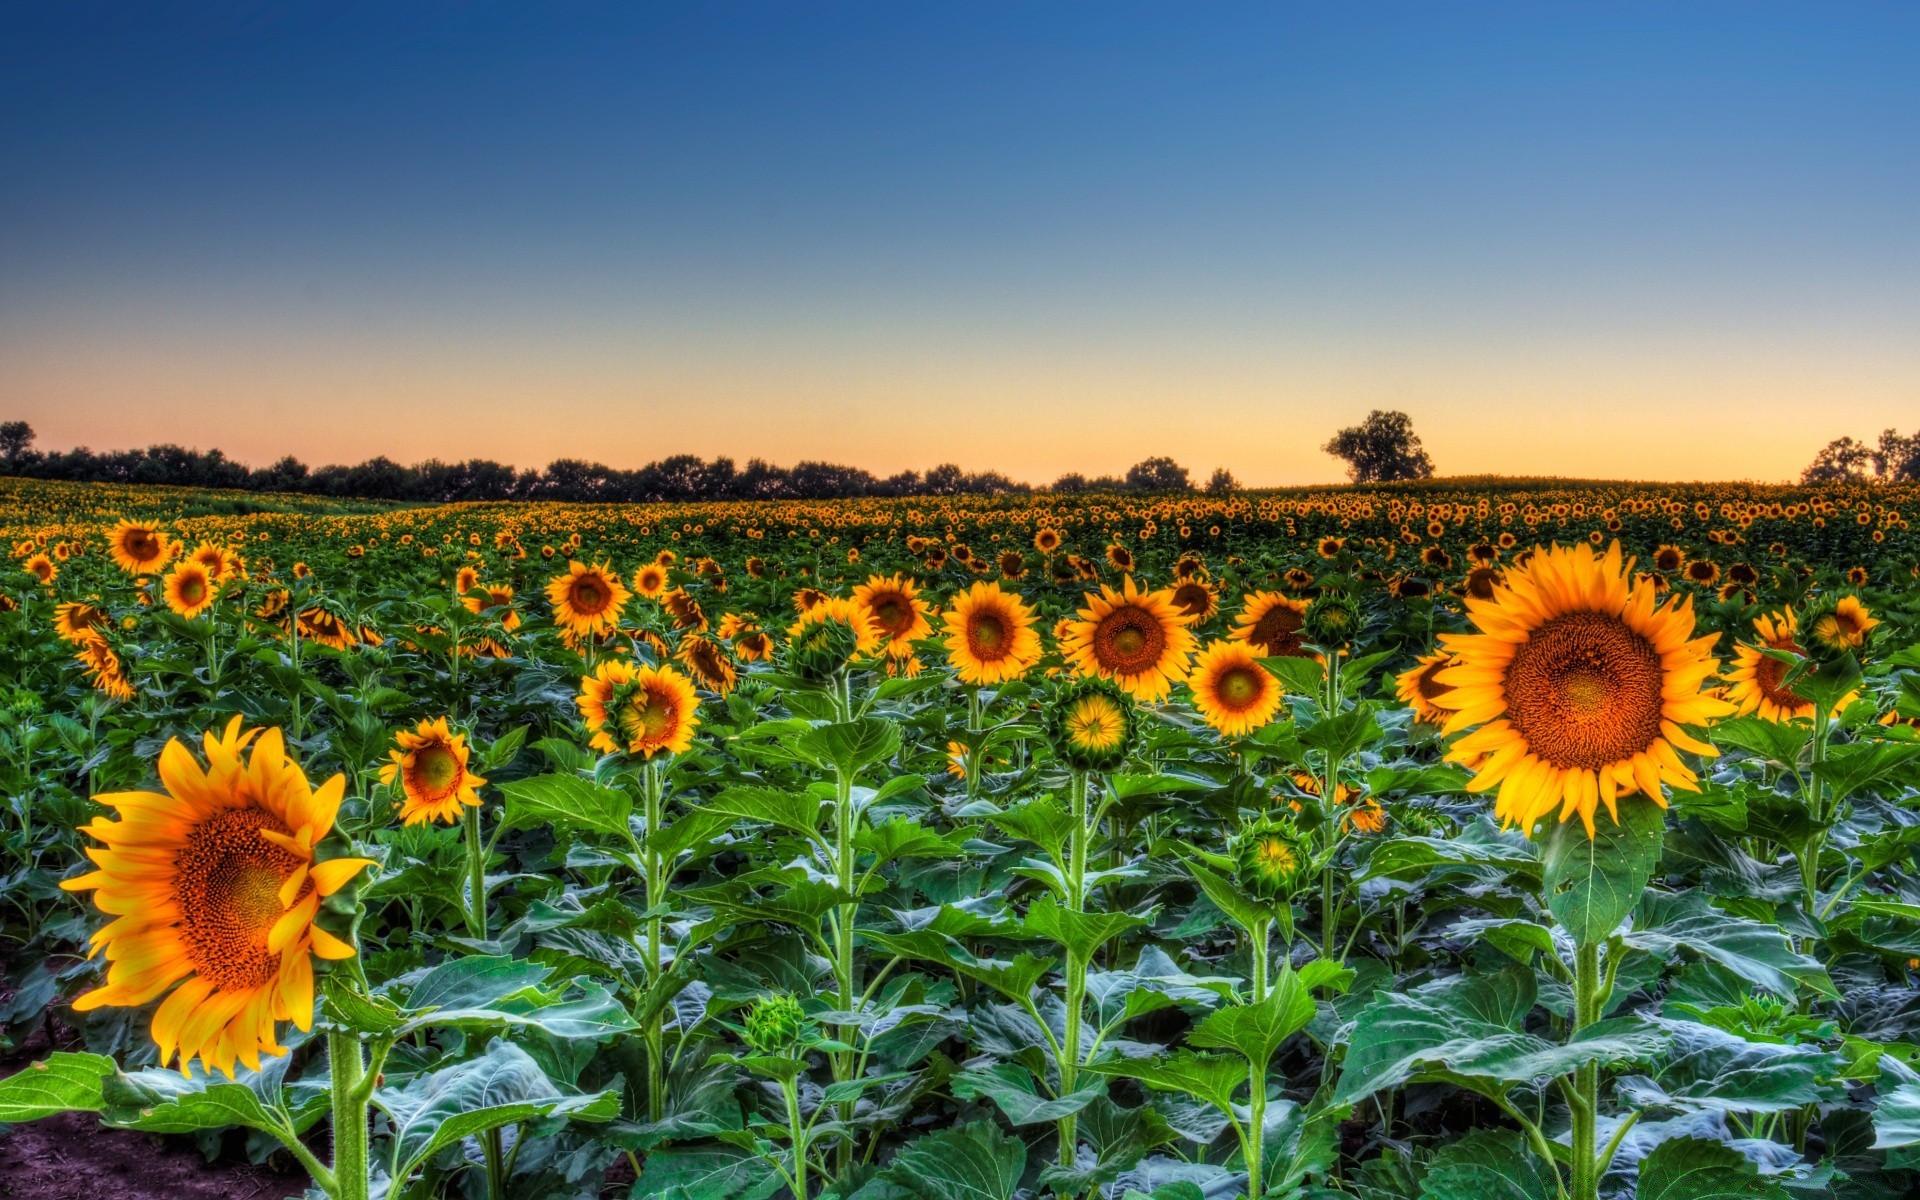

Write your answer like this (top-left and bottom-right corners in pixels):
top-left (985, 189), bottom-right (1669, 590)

top-left (1234, 817), bottom-right (1309, 902)
top-left (742, 994), bottom-right (809, 1054)
top-left (1046, 677), bottom-right (1138, 773)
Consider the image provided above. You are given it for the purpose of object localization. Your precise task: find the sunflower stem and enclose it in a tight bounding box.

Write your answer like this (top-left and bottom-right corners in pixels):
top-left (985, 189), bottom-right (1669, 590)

top-left (327, 1028), bottom-right (371, 1200)
top-left (1568, 940), bottom-right (1603, 1200)
top-left (462, 802), bottom-right (487, 940)
top-left (643, 757), bottom-right (668, 1125)
top-left (1058, 769), bottom-right (1092, 1169)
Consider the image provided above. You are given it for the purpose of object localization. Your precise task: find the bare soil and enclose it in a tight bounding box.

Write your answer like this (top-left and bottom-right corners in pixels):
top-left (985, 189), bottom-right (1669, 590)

top-left (0, 1109), bottom-right (308, 1200)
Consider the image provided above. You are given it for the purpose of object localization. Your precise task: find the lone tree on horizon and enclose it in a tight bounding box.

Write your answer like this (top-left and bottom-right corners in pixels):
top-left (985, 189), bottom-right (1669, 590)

top-left (1323, 410), bottom-right (1435, 483)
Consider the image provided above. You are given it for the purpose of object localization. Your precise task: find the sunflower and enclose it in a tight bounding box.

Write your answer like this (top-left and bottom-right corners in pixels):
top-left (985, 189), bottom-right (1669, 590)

top-left (853, 573), bottom-right (933, 659)
top-left (108, 520), bottom-right (172, 574)
top-left (463, 583), bottom-right (522, 632)
top-left (191, 543), bottom-right (235, 580)
top-left (1434, 542), bottom-right (1730, 837)
top-left (577, 661), bottom-right (701, 758)
top-left (379, 717), bottom-right (486, 826)
top-left (54, 600), bottom-right (110, 643)
top-left (1683, 559), bottom-right (1720, 586)
top-left (1725, 608), bottom-right (1855, 723)
top-left (678, 634), bottom-right (739, 695)
top-left (1047, 678), bottom-right (1138, 772)
top-left (1169, 579), bottom-right (1218, 621)
top-left (453, 565), bottom-right (481, 595)
top-left (734, 629), bottom-right (775, 662)
top-left (941, 581), bottom-right (1042, 685)
top-left (296, 605), bottom-right (360, 650)
top-left (1062, 576), bottom-right (1196, 701)
top-left (60, 717), bottom-right (374, 1077)
top-left (546, 561), bottom-right (630, 639)
top-left (1231, 592), bottom-right (1311, 658)
top-left (1033, 528), bottom-right (1062, 553)
top-left (74, 631), bottom-right (135, 701)
top-left (1317, 537), bottom-right (1345, 558)
top-left (663, 588), bottom-right (708, 632)
top-left (164, 561), bottom-right (218, 620)
top-left (25, 553), bottom-right (56, 584)
top-left (1395, 651), bottom-right (1456, 727)
top-left (1233, 817), bottom-right (1308, 901)
top-left (997, 550), bottom-right (1028, 580)
top-left (633, 563), bottom-right (670, 599)
top-left (946, 740), bottom-right (970, 780)
top-left (1343, 796), bottom-right (1388, 835)
top-left (1804, 595), bottom-right (1877, 655)
top-left (1106, 545), bottom-right (1134, 572)
top-left (1188, 640), bottom-right (1283, 737)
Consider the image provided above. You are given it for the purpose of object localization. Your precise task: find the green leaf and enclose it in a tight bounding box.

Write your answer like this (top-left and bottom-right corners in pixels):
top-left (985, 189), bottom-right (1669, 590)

top-left (1183, 853), bottom-right (1278, 936)
top-left (881, 1120), bottom-right (1027, 1200)
top-left (403, 954), bottom-right (552, 1013)
top-left (102, 1071), bottom-right (287, 1137)
top-left (1262, 655), bottom-right (1328, 696)
top-left (0, 1053), bottom-right (111, 1122)
top-left (631, 1147), bottom-right (782, 1200)
top-left (701, 786), bottom-right (824, 839)
top-left (952, 1062), bottom-right (1106, 1125)
top-left (1815, 741), bottom-right (1920, 805)
top-left (796, 717), bottom-right (901, 778)
top-left (1626, 891), bottom-right (1832, 999)
top-left (1541, 795), bottom-right (1665, 945)
top-left (1634, 1136), bottom-right (1789, 1200)
top-left (1418, 1129), bottom-right (1552, 1200)
top-left (1084, 1050), bottom-right (1247, 1113)
top-left (1023, 896), bottom-right (1151, 962)
top-left (1188, 964), bottom-right (1319, 1068)
top-left (1359, 816), bottom-right (1539, 883)
top-left (1872, 1080), bottom-right (1920, 1149)
top-left (1616, 1019), bottom-right (1845, 1114)
top-left (378, 1041), bottom-right (618, 1182)
top-left (1709, 717), bottom-right (1811, 770)
top-left (497, 773), bottom-right (633, 840)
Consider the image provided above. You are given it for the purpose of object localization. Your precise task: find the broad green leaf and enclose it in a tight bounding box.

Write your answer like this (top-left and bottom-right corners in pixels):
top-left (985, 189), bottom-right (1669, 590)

top-left (0, 1053), bottom-right (111, 1121)
top-left (1626, 891), bottom-right (1832, 998)
top-left (1084, 1051), bottom-right (1247, 1115)
top-left (1615, 1019), bottom-right (1845, 1114)
top-left (1815, 741), bottom-right (1920, 805)
top-left (1359, 816), bottom-right (1539, 883)
top-left (629, 1145), bottom-right (782, 1200)
top-left (1418, 1128), bottom-right (1552, 1200)
top-left (1183, 853), bottom-right (1280, 936)
top-left (1261, 655), bottom-right (1327, 696)
top-left (378, 1041), bottom-right (618, 1182)
top-left (701, 786), bottom-right (824, 838)
top-left (881, 1120), bottom-right (1027, 1200)
top-left (404, 955), bottom-right (552, 1013)
top-left (1709, 717), bottom-right (1811, 770)
top-left (796, 717), bottom-right (901, 778)
top-left (497, 773), bottom-right (633, 840)
top-left (102, 1070), bottom-right (287, 1137)
top-left (1634, 1135), bottom-right (1789, 1200)
top-left (1188, 964), bottom-right (1319, 1067)
top-left (1024, 896), bottom-right (1151, 962)
top-left (1541, 795), bottom-right (1664, 945)
top-left (1872, 1080), bottom-right (1920, 1149)
top-left (1444, 918), bottom-right (1559, 964)
top-left (952, 1062), bottom-right (1106, 1125)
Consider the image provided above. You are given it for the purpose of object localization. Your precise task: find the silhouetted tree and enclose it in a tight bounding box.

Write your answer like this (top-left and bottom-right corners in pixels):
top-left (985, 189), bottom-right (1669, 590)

top-left (1125, 457), bottom-right (1192, 492)
top-left (1204, 467), bottom-right (1238, 494)
top-left (1323, 410), bottom-right (1435, 483)
top-left (1803, 430), bottom-right (1920, 484)
top-left (0, 421), bottom-right (34, 466)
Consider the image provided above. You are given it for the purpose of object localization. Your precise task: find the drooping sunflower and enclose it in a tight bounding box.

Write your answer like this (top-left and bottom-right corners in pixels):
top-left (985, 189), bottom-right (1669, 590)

top-left (1169, 578), bottom-right (1219, 621)
top-left (1231, 592), bottom-right (1311, 659)
top-left (677, 634), bottom-right (739, 695)
top-left (379, 717), bottom-right (487, 826)
top-left (1803, 595), bottom-right (1878, 656)
top-left (546, 561), bottom-right (630, 639)
top-left (633, 563), bottom-right (670, 599)
top-left (296, 605), bottom-right (360, 650)
top-left (463, 583), bottom-right (521, 632)
top-left (1434, 541), bottom-right (1730, 837)
top-left (60, 717), bottom-right (374, 1077)
top-left (108, 520), bottom-right (172, 574)
top-left (853, 573), bottom-right (933, 659)
top-left (577, 661), bottom-right (701, 758)
top-left (1062, 576), bottom-right (1196, 701)
top-left (164, 561), bottom-right (218, 620)
top-left (941, 581), bottom-right (1042, 685)
top-left (453, 565), bottom-right (482, 595)
top-left (1188, 640), bottom-right (1283, 737)
top-left (663, 588), bottom-right (708, 632)
top-left (74, 630), bottom-right (135, 701)
top-left (1395, 651), bottom-right (1456, 727)
top-left (54, 600), bottom-right (110, 643)
top-left (1725, 608), bottom-right (1854, 723)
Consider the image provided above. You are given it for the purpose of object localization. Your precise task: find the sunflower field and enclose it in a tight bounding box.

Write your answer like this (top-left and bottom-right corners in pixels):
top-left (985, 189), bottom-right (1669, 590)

top-left (2, 473), bottom-right (1920, 1200)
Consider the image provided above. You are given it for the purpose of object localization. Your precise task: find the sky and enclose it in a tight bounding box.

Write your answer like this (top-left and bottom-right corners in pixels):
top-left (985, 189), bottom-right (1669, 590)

top-left (2, 2), bottom-right (1916, 487)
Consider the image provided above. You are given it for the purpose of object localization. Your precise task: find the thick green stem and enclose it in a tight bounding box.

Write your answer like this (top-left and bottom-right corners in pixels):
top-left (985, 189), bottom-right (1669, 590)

top-left (643, 760), bottom-right (667, 1124)
top-left (1569, 941), bottom-right (1603, 1200)
top-left (1251, 916), bottom-right (1271, 1004)
top-left (1058, 770), bottom-right (1092, 1168)
top-left (831, 757), bottom-right (858, 1175)
top-left (785, 1077), bottom-right (810, 1200)
top-left (462, 803), bottom-right (487, 940)
top-left (328, 1029), bottom-right (370, 1200)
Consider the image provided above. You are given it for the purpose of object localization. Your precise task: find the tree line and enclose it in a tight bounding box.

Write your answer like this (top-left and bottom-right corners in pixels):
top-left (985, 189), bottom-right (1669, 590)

top-left (1802, 427), bottom-right (1920, 485)
top-left (0, 408), bottom-right (1435, 502)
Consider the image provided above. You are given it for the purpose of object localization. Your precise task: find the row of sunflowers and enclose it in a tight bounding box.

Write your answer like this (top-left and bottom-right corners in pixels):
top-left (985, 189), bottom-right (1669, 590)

top-left (1, 474), bottom-right (1918, 1200)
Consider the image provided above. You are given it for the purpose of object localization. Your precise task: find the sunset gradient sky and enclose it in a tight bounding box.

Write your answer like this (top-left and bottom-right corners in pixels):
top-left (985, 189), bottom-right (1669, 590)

top-left (3, 2), bottom-right (1916, 486)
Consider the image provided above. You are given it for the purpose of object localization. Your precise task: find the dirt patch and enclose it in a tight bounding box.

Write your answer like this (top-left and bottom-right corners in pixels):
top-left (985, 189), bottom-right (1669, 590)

top-left (0, 1109), bottom-right (310, 1200)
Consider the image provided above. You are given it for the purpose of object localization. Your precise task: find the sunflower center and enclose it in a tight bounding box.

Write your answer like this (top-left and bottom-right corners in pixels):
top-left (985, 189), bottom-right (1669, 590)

top-left (970, 613), bottom-right (1006, 654)
top-left (1249, 605), bottom-right (1305, 656)
top-left (410, 743), bottom-right (463, 796)
top-left (619, 687), bottom-right (676, 746)
top-left (1068, 699), bottom-right (1122, 748)
top-left (1217, 666), bottom-right (1263, 709)
top-left (1095, 608), bottom-right (1165, 673)
top-left (181, 576), bottom-right (206, 603)
top-left (1172, 584), bottom-right (1210, 616)
top-left (572, 580), bottom-right (607, 613)
top-left (173, 808), bottom-right (302, 992)
top-left (873, 598), bottom-right (908, 631)
top-left (1505, 611), bottom-right (1665, 770)
top-left (126, 531), bottom-right (159, 560)
top-left (1755, 639), bottom-right (1808, 709)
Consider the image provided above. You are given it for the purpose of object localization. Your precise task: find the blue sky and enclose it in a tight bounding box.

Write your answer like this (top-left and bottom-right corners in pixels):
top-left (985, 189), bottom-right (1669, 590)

top-left (3, 2), bottom-right (1916, 483)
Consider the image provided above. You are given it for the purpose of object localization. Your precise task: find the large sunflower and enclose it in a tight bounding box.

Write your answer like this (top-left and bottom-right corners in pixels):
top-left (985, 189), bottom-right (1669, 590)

top-left (379, 717), bottom-right (487, 826)
top-left (1188, 639), bottom-right (1283, 737)
top-left (164, 561), bottom-right (218, 620)
top-left (1231, 592), bottom-right (1311, 658)
top-left (1434, 542), bottom-right (1730, 837)
top-left (108, 520), bottom-right (172, 574)
top-left (1725, 608), bottom-right (1855, 723)
top-left (853, 573), bottom-right (933, 659)
top-left (577, 661), bottom-right (701, 758)
top-left (1062, 576), bottom-right (1195, 701)
top-left (463, 583), bottom-right (522, 632)
top-left (60, 718), bottom-right (373, 1077)
top-left (940, 581), bottom-right (1042, 685)
top-left (546, 561), bottom-right (631, 639)
top-left (54, 600), bottom-right (110, 643)
top-left (1394, 651), bottom-right (1456, 727)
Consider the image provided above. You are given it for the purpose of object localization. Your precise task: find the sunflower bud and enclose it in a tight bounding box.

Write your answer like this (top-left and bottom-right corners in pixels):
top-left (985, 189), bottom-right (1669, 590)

top-left (1303, 593), bottom-right (1360, 649)
top-left (1046, 677), bottom-right (1139, 773)
top-left (742, 993), bottom-right (810, 1054)
top-left (1798, 595), bottom-right (1878, 665)
top-left (1234, 817), bottom-right (1309, 902)
top-left (783, 612), bottom-right (861, 682)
